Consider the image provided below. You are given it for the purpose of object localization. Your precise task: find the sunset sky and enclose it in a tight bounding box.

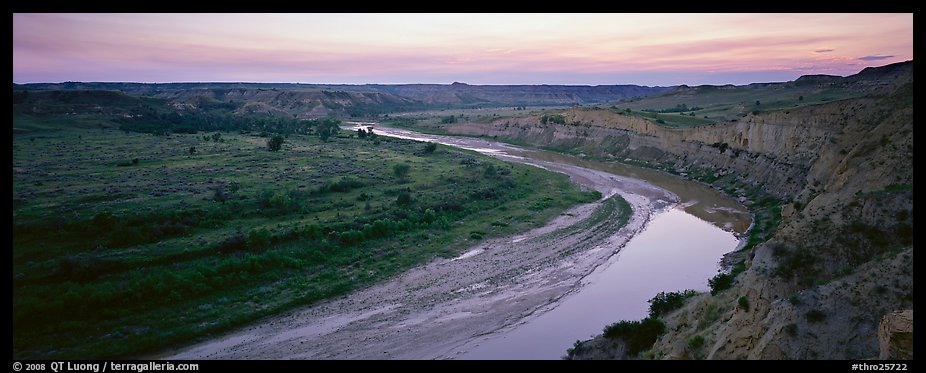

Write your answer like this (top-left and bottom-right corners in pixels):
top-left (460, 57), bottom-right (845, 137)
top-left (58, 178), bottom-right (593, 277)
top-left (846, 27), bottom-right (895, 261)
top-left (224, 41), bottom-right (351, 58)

top-left (13, 13), bottom-right (913, 86)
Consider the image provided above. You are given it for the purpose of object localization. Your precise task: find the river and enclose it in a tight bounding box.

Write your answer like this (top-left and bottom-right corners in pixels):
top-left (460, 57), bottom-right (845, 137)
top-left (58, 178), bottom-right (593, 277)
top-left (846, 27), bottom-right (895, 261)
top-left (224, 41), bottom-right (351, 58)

top-left (164, 124), bottom-right (749, 360)
top-left (352, 124), bottom-right (747, 359)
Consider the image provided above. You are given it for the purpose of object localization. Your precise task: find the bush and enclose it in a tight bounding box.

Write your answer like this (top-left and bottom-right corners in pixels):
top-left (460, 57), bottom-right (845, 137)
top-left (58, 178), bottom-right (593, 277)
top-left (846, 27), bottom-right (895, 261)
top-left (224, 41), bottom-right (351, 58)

top-left (687, 335), bottom-right (705, 350)
top-left (268, 191), bottom-right (294, 211)
top-left (648, 290), bottom-right (698, 318)
top-left (483, 164), bottom-right (497, 178)
top-left (540, 114), bottom-right (566, 125)
top-left (267, 134), bottom-right (284, 151)
top-left (709, 261), bottom-right (746, 295)
top-left (320, 177), bottom-right (364, 193)
top-left (217, 233), bottom-right (248, 253)
top-left (422, 208), bottom-right (437, 224)
top-left (396, 191), bottom-right (412, 206)
top-left (393, 163), bottom-right (411, 179)
top-left (602, 317), bottom-right (666, 356)
top-left (805, 309), bottom-right (826, 323)
top-left (423, 142), bottom-right (437, 154)
top-left (247, 228), bottom-right (272, 249)
top-left (708, 272), bottom-right (734, 295)
top-left (738, 296), bottom-right (750, 312)
top-left (773, 247), bottom-right (818, 281)
top-left (212, 186), bottom-right (228, 203)
top-left (56, 254), bottom-right (101, 281)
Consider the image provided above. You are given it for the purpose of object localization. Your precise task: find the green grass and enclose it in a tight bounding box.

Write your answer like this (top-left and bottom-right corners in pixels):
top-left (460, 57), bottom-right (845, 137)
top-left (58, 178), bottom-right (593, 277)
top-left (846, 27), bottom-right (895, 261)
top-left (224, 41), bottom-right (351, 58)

top-left (615, 82), bottom-right (866, 125)
top-left (12, 127), bottom-right (599, 359)
top-left (622, 109), bottom-right (716, 128)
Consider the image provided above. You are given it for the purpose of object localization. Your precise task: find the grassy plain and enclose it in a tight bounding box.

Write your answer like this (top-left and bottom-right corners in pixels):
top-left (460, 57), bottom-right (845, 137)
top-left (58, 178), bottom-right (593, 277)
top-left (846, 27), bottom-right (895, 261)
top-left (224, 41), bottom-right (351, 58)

top-left (611, 82), bottom-right (866, 126)
top-left (12, 127), bottom-right (599, 359)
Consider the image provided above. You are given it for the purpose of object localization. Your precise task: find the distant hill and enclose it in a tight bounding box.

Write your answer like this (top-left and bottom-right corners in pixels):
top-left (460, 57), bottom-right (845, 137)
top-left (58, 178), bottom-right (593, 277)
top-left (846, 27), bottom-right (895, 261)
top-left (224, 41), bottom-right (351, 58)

top-left (13, 81), bottom-right (671, 118)
top-left (616, 60), bottom-right (913, 123)
top-left (368, 83), bottom-right (668, 107)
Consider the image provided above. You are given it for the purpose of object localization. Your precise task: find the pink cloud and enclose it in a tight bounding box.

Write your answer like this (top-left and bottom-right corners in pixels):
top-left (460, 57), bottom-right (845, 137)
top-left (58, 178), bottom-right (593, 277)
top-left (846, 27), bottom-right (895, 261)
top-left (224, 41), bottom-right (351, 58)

top-left (13, 13), bottom-right (913, 85)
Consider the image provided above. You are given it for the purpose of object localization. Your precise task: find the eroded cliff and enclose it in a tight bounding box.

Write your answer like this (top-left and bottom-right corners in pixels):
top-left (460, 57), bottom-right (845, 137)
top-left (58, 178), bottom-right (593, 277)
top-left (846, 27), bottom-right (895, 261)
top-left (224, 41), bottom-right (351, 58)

top-left (433, 62), bottom-right (914, 359)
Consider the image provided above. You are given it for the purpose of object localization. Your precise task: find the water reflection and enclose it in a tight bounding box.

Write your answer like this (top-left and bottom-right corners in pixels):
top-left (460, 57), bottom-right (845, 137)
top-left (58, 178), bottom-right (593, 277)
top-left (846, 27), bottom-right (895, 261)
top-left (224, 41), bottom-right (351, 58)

top-left (461, 208), bottom-right (739, 360)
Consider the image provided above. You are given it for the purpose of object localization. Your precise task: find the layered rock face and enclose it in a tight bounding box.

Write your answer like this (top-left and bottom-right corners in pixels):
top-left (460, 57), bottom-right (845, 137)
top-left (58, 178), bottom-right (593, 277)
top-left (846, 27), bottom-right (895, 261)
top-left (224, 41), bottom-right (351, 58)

top-left (879, 310), bottom-right (913, 360)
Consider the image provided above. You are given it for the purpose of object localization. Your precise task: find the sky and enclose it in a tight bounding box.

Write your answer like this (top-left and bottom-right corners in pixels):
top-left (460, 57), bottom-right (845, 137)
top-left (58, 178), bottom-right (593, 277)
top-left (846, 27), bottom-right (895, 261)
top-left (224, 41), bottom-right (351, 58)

top-left (12, 13), bottom-right (913, 86)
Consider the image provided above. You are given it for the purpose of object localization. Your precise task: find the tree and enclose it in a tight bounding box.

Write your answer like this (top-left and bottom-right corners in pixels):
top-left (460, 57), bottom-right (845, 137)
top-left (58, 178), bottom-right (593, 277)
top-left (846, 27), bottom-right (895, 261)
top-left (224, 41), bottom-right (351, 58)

top-left (396, 191), bottom-right (412, 206)
top-left (267, 135), bottom-right (284, 151)
top-left (188, 146), bottom-right (196, 156)
top-left (755, 100), bottom-right (761, 106)
top-left (393, 163), bottom-right (411, 179)
top-left (798, 95), bottom-right (804, 101)
top-left (423, 142), bottom-right (437, 154)
top-left (315, 118), bottom-right (341, 142)
top-left (357, 128), bottom-right (367, 139)
top-left (212, 186), bottom-right (228, 204)
top-left (211, 132), bottom-right (222, 142)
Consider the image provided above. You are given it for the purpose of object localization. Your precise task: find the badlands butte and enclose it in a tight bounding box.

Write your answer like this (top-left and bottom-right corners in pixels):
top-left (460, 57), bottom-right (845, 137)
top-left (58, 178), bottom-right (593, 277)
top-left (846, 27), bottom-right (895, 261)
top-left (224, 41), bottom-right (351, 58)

top-left (13, 61), bottom-right (913, 360)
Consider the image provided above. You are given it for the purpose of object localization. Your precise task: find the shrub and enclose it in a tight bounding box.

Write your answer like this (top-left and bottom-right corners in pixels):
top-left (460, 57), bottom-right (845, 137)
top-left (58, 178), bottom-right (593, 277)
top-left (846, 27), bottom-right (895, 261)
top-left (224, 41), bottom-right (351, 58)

top-left (648, 290), bottom-right (698, 318)
top-left (393, 163), bottom-right (411, 179)
top-left (422, 208), bottom-right (437, 224)
top-left (268, 191), bottom-right (294, 211)
top-left (687, 335), bottom-right (705, 350)
top-left (267, 134), bottom-right (284, 151)
top-left (396, 191), bottom-right (412, 206)
top-left (217, 233), bottom-right (248, 253)
top-left (247, 228), bottom-right (272, 249)
top-left (602, 317), bottom-right (666, 356)
top-left (708, 272), bottom-right (734, 295)
top-left (805, 309), bottom-right (826, 323)
top-left (483, 164), bottom-right (497, 178)
top-left (116, 159), bottom-right (139, 167)
top-left (709, 261), bottom-right (746, 295)
top-left (56, 254), bottom-right (101, 281)
top-left (423, 142), bottom-right (437, 154)
top-left (738, 296), bottom-right (750, 312)
top-left (773, 247), bottom-right (818, 281)
top-left (212, 186), bottom-right (228, 203)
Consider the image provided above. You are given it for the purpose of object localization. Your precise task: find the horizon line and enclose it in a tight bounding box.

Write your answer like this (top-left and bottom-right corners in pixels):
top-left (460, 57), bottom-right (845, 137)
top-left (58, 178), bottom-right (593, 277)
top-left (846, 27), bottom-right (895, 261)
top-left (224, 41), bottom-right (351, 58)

top-left (12, 59), bottom-right (911, 88)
